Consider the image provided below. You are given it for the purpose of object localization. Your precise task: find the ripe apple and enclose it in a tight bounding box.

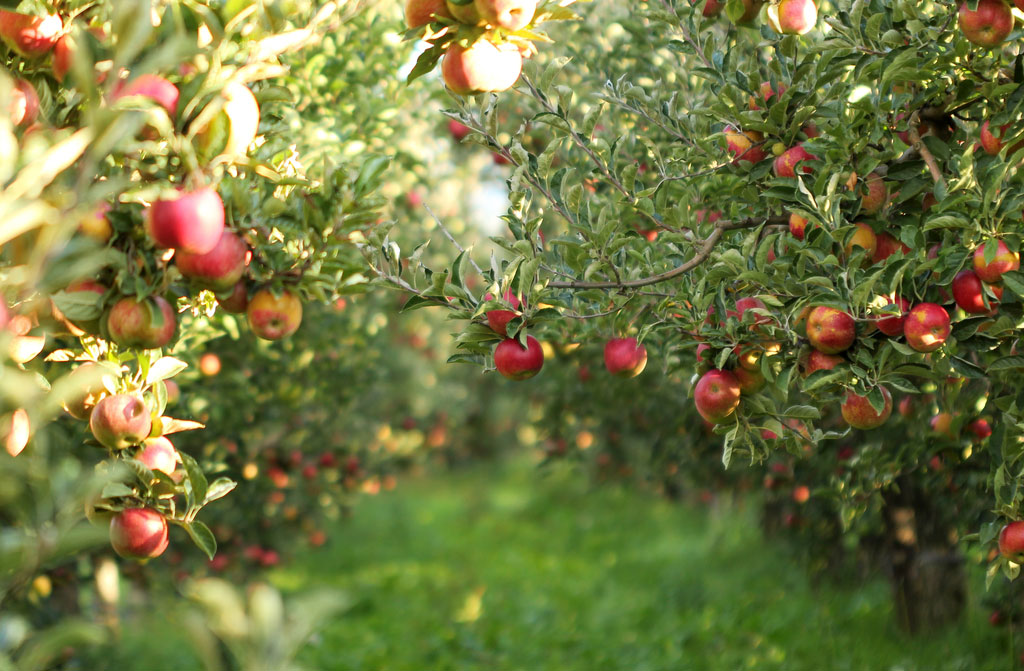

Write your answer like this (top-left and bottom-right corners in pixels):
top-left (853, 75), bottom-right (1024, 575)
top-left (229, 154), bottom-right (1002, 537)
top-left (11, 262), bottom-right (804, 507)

top-left (9, 78), bottom-right (39, 127)
top-left (841, 386), bottom-right (892, 429)
top-left (474, 0), bottom-right (537, 30)
top-left (694, 369), bottom-right (741, 424)
top-left (446, 0), bottom-right (482, 23)
top-left (604, 337), bottom-right (648, 377)
top-left (217, 280), bottom-right (249, 314)
top-left (111, 74), bottom-right (180, 118)
top-left (844, 222), bottom-right (877, 260)
top-left (106, 295), bottom-right (177, 349)
top-left (147, 187), bottom-right (225, 255)
top-left (176, 229), bottom-right (247, 291)
top-left (803, 348), bottom-right (843, 375)
top-left (999, 520), bottom-right (1024, 558)
top-left (246, 289), bottom-right (303, 340)
top-left (485, 290), bottom-right (522, 336)
top-left (494, 335), bottom-right (544, 380)
top-left (725, 127), bottom-right (767, 163)
top-left (441, 40), bottom-right (522, 95)
top-left (732, 0), bottom-right (765, 23)
top-left (903, 303), bottom-right (950, 352)
top-left (773, 144), bottom-right (815, 177)
top-left (980, 120), bottom-right (1010, 155)
top-left (728, 296), bottom-right (771, 330)
top-left (872, 232), bottom-right (909, 264)
top-left (930, 412), bottom-right (955, 438)
top-left (0, 11), bottom-right (61, 58)
top-left (958, 0), bottom-right (1013, 48)
top-left (973, 240), bottom-right (1019, 283)
top-left (110, 508), bottom-right (169, 559)
top-left (90, 394), bottom-right (152, 449)
top-left (806, 306), bottom-right (856, 354)
top-left (749, 81), bottom-right (786, 110)
top-left (860, 172), bottom-right (888, 214)
top-left (952, 268), bottom-right (997, 314)
top-left (137, 436), bottom-right (179, 476)
top-left (792, 484), bottom-right (811, 503)
top-left (767, 0), bottom-right (817, 35)
top-left (969, 418), bottom-right (992, 440)
top-left (194, 82), bottom-right (260, 161)
top-left (199, 352), bottom-right (221, 376)
top-left (733, 366), bottom-right (765, 394)
top-left (696, 0), bottom-right (724, 16)
top-left (874, 295), bottom-right (910, 336)
top-left (405, 0), bottom-right (453, 27)
top-left (448, 119), bottom-right (471, 141)
top-left (79, 202), bottom-right (113, 242)
top-left (2, 409), bottom-right (29, 457)
top-left (789, 213), bottom-right (808, 240)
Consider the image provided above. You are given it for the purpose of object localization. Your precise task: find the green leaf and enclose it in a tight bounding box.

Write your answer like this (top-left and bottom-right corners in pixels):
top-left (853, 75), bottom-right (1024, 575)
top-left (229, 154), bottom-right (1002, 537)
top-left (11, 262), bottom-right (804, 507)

top-left (183, 520), bottom-right (217, 560)
top-left (179, 451), bottom-right (208, 509)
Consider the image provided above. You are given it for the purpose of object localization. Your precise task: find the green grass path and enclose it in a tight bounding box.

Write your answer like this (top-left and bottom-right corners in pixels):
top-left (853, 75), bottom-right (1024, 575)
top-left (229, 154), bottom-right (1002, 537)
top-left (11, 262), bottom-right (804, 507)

top-left (275, 460), bottom-right (1010, 671)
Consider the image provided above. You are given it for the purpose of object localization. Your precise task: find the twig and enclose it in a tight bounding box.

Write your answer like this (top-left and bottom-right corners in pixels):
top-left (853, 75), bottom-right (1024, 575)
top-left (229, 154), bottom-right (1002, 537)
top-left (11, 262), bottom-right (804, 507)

top-left (423, 204), bottom-right (485, 276)
top-left (908, 112), bottom-right (946, 189)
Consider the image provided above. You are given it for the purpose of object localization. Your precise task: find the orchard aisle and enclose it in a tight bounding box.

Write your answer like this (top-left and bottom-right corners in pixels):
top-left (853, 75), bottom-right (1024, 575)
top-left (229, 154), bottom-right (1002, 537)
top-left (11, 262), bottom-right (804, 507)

top-left (275, 460), bottom-right (1005, 671)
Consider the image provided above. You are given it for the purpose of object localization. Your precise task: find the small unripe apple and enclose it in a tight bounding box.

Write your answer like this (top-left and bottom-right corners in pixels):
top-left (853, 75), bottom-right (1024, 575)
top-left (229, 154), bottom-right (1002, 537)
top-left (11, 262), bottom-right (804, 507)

top-left (767, 0), bottom-right (817, 35)
top-left (604, 337), bottom-right (648, 378)
top-left (958, 0), bottom-right (1013, 48)
top-left (973, 240), bottom-right (1019, 283)
top-left (90, 394), bottom-right (152, 449)
top-left (494, 335), bottom-right (544, 380)
top-left (474, 0), bottom-right (537, 30)
top-left (405, 0), bottom-right (453, 28)
top-left (999, 520), bottom-right (1024, 559)
top-left (806, 306), bottom-right (856, 354)
top-left (725, 127), bottom-right (767, 164)
top-left (106, 295), bottom-right (177, 349)
top-left (694, 369), bottom-right (741, 424)
top-left (0, 11), bottom-right (61, 58)
top-left (246, 289), bottom-right (303, 340)
top-left (110, 508), bottom-right (169, 559)
top-left (147, 187), bottom-right (225, 255)
top-left (176, 229), bottom-right (248, 291)
top-left (136, 436), bottom-right (179, 476)
top-left (441, 40), bottom-right (523, 95)
top-left (841, 386), bottom-right (892, 429)
top-left (903, 303), bottom-right (950, 352)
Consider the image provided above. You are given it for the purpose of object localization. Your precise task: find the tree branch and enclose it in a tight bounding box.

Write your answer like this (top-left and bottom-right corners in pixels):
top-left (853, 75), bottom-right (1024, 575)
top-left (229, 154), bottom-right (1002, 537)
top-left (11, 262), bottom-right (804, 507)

top-left (908, 112), bottom-right (946, 189)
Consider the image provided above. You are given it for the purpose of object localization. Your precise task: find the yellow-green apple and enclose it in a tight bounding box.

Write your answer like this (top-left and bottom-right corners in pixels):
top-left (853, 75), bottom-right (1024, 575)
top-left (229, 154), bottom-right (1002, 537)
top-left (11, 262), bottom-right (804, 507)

top-left (111, 74), bottom-right (180, 117)
top-left (958, 0), bottom-right (1013, 48)
top-left (0, 11), bottom-right (61, 58)
top-left (773, 144), bottom-right (815, 177)
top-left (860, 172), bottom-right (887, 214)
top-left (147, 187), bottom-right (225, 254)
top-left (176, 229), bottom-right (247, 291)
top-left (766, 0), bottom-right (817, 35)
top-left (735, 341), bottom-right (781, 370)
top-left (802, 348), bottom-right (843, 375)
top-left (952, 268), bottom-right (999, 314)
top-left (79, 202), bottom-right (113, 243)
top-left (903, 303), bottom-right (950, 352)
top-left (725, 127), bottom-right (767, 163)
top-left (246, 288), bottom-right (303, 340)
top-left (873, 295), bottom-right (910, 336)
top-left (930, 411), bottom-right (955, 438)
top-left (194, 82), bottom-right (260, 161)
top-left (732, 366), bottom-right (765, 394)
top-left (841, 386), bottom-right (892, 429)
top-left (474, 0), bottom-right (536, 30)
top-left (106, 296), bottom-right (177, 349)
top-left (9, 78), bottom-right (39, 127)
top-left (89, 394), bottom-right (152, 449)
top-left (494, 335), bottom-right (544, 380)
top-left (2, 409), bottom-right (29, 457)
top-left (694, 369), bottom-right (741, 423)
top-left (446, 0), bottom-right (482, 23)
top-left (109, 508), bottom-right (169, 559)
top-left (789, 213), bottom-right (808, 240)
top-left (406, 0), bottom-right (453, 27)
top-left (60, 362), bottom-right (109, 420)
top-left (999, 521), bottom-right (1024, 559)
top-left (844, 222), bottom-right (877, 260)
top-left (974, 240), bottom-right (1019, 283)
top-left (136, 436), bottom-right (179, 476)
top-left (217, 280), bottom-right (249, 314)
top-left (749, 81), bottom-right (786, 110)
top-left (806, 306), bottom-right (856, 354)
top-left (604, 337), bottom-right (648, 377)
top-left (872, 231), bottom-right (909, 264)
top-left (484, 290), bottom-right (522, 336)
top-left (442, 39), bottom-right (522, 95)
top-left (732, 0), bottom-right (765, 23)
top-left (969, 418), bottom-right (992, 440)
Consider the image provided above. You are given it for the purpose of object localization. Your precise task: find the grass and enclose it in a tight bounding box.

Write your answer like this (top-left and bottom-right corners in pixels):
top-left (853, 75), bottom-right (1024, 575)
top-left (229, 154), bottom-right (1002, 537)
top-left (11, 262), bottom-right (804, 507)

top-left (266, 459), bottom-right (1013, 671)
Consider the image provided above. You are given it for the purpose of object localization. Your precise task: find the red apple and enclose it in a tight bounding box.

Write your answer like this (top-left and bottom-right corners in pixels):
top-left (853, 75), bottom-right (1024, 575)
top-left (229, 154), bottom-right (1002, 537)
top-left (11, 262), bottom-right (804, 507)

top-left (806, 306), bottom-right (856, 354)
top-left (952, 268), bottom-right (997, 314)
top-left (696, 0), bottom-right (724, 17)
top-left (147, 187), bottom-right (225, 255)
top-left (841, 386), bottom-right (892, 429)
top-left (0, 11), bottom-right (61, 58)
top-left (874, 295), bottom-right (910, 336)
top-left (789, 213), bottom-right (808, 240)
top-left (176, 229), bottom-right (247, 291)
top-left (89, 394), bottom-right (152, 449)
top-left (405, 0), bottom-right (453, 27)
top-left (792, 484), bottom-right (811, 503)
top-left (106, 296), bottom-right (177, 349)
top-left (604, 337), bottom-right (648, 378)
top-left (767, 0), bottom-right (817, 35)
top-left (110, 508), bottom-right (169, 559)
top-left (897, 396), bottom-right (914, 418)
top-left (969, 418), bottom-right (992, 440)
top-left (441, 39), bottom-right (522, 95)
top-left (999, 520), bottom-right (1024, 558)
top-left (694, 369), bottom-right (741, 424)
top-left (111, 74), bottom-right (180, 117)
top-left (958, 0), bottom-right (1013, 48)
top-left (494, 335), bottom-right (544, 380)
top-left (903, 303), bottom-right (950, 352)
top-left (732, 0), bottom-right (765, 23)
top-left (749, 81), bottom-right (787, 110)
top-left (217, 281), bottom-right (249, 314)
top-left (725, 127), bottom-right (767, 164)
top-left (8, 78), bottom-right (39, 127)
top-left (246, 289), bottom-right (303, 340)
top-left (803, 348), bottom-right (844, 375)
top-left (474, 0), bottom-right (536, 30)
top-left (136, 436), bottom-right (179, 476)
top-left (773, 144), bottom-right (815, 178)
top-left (728, 296), bottom-right (770, 330)
top-left (973, 240), bottom-right (1019, 283)
top-left (484, 290), bottom-right (522, 336)
top-left (872, 232), bottom-right (909, 264)
top-left (448, 119), bottom-right (471, 141)
top-left (980, 120), bottom-right (1010, 155)
top-left (732, 366), bottom-right (765, 394)
top-left (860, 172), bottom-right (888, 214)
